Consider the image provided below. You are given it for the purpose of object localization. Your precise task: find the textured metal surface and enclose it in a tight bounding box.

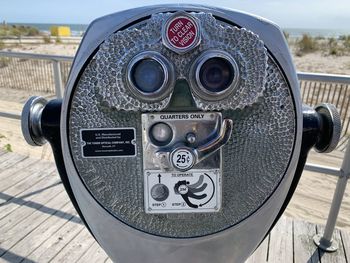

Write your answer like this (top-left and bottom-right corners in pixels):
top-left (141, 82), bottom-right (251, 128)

top-left (93, 12), bottom-right (267, 111)
top-left (68, 12), bottom-right (295, 238)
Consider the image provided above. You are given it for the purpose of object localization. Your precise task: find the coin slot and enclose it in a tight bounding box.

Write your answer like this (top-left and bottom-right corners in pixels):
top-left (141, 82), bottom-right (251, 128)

top-left (149, 122), bottom-right (173, 146)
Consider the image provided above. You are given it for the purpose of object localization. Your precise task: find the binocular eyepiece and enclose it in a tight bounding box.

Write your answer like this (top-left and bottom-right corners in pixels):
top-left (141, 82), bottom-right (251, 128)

top-left (21, 5), bottom-right (341, 263)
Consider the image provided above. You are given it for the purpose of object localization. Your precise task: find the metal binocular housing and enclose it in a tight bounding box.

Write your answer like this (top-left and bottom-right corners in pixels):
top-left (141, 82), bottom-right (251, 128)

top-left (21, 4), bottom-right (341, 263)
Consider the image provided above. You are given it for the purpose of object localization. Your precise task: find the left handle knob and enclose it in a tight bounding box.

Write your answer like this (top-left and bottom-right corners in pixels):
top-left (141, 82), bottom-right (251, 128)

top-left (21, 96), bottom-right (48, 146)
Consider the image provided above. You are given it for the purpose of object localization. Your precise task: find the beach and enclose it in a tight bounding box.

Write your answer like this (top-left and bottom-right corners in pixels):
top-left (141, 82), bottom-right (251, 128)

top-left (4, 43), bottom-right (78, 57)
top-left (0, 38), bottom-right (349, 231)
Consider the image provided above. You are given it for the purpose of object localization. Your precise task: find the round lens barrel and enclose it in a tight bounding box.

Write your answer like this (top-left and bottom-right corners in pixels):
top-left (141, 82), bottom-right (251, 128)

top-left (190, 50), bottom-right (240, 101)
top-left (126, 51), bottom-right (175, 102)
top-left (131, 59), bottom-right (165, 93)
top-left (198, 57), bottom-right (234, 93)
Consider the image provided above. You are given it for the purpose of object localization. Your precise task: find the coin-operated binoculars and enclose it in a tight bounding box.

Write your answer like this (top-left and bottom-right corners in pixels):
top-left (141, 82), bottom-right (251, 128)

top-left (21, 5), bottom-right (341, 263)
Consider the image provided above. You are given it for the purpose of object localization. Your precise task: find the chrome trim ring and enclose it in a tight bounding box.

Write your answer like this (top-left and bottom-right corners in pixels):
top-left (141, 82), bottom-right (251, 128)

top-left (126, 51), bottom-right (175, 102)
top-left (189, 50), bottom-right (240, 101)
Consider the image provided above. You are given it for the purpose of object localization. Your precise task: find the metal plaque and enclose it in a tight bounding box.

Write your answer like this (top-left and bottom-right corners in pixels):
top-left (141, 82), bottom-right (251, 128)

top-left (80, 128), bottom-right (136, 158)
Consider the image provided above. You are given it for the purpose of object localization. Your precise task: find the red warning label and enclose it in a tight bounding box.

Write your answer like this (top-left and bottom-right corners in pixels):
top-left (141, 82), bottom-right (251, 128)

top-left (166, 16), bottom-right (198, 50)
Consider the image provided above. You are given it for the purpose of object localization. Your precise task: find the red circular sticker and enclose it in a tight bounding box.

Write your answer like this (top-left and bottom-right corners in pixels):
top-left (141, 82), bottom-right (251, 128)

top-left (166, 16), bottom-right (198, 50)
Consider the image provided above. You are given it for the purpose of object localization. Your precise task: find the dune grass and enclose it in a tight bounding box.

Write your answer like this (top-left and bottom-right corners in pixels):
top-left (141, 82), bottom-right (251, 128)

top-left (43, 35), bottom-right (51, 43)
top-left (296, 34), bottom-right (318, 55)
top-left (0, 24), bottom-right (40, 37)
top-left (293, 33), bottom-right (350, 57)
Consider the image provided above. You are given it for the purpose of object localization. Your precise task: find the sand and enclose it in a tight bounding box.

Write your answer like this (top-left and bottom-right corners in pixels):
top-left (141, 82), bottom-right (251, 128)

top-left (3, 43), bottom-right (78, 57)
top-left (0, 41), bottom-right (349, 231)
top-left (293, 51), bottom-right (350, 75)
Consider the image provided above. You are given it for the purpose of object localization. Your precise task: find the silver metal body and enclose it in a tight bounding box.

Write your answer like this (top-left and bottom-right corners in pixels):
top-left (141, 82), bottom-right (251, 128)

top-left (59, 5), bottom-right (302, 263)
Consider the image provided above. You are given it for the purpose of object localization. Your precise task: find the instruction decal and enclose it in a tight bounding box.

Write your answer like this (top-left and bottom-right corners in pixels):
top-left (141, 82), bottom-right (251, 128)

top-left (144, 169), bottom-right (221, 214)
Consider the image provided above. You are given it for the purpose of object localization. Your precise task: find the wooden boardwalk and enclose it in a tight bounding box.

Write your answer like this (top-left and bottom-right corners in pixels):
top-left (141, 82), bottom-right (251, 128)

top-left (0, 150), bottom-right (349, 263)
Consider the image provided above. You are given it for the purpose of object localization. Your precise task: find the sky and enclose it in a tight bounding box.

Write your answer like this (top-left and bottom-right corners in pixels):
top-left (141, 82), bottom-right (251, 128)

top-left (1, 0), bottom-right (350, 29)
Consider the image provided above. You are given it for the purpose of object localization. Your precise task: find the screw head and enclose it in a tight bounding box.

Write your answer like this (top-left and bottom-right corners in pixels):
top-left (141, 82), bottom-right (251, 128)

top-left (186, 133), bottom-right (196, 144)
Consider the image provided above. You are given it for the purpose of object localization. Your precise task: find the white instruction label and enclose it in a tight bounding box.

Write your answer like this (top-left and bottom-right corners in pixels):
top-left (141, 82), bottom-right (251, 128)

top-left (144, 169), bottom-right (221, 214)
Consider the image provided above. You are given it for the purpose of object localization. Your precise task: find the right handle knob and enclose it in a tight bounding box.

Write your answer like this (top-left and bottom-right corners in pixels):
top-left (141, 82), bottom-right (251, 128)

top-left (314, 103), bottom-right (341, 153)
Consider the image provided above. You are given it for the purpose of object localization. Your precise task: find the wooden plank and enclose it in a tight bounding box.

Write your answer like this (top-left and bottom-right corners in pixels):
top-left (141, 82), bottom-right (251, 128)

top-left (0, 162), bottom-right (56, 205)
top-left (340, 229), bottom-right (350, 261)
top-left (76, 241), bottom-right (109, 263)
top-left (0, 156), bottom-right (42, 181)
top-left (307, 150), bottom-right (343, 168)
top-left (285, 169), bottom-right (350, 231)
top-left (1, 152), bottom-right (348, 263)
top-left (0, 202), bottom-right (77, 263)
top-left (49, 227), bottom-right (96, 263)
top-left (246, 234), bottom-right (269, 263)
top-left (0, 152), bottom-right (13, 165)
top-left (316, 225), bottom-right (346, 263)
top-left (0, 153), bottom-right (28, 173)
top-left (267, 216), bottom-right (293, 263)
top-left (0, 157), bottom-right (39, 191)
top-left (0, 158), bottom-right (54, 186)
top-left (0, 178), bottom-right (63, 231)
top-left (0, 171), bottom-right (60, 221)
top-left (293, 218), bottom-right (320, 263)
top-left (0, 190), bottom-right (69, 253)
top-left (0, 116), bottom-right (54, 161)
top-left (0, 163), bottom-right (55, 201)
top-left (23, 216), bottom-right (85, 263)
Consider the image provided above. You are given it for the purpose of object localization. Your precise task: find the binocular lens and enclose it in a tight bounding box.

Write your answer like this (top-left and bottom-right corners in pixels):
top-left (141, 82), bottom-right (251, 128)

top-left (127, 51), bottom-right (174, 101)
top-left (199, 57), bottom-right (234, 93)
top-left (131, 59), bottom-right (165, 93)
top-left (190, 50), bottom-right (239, 101)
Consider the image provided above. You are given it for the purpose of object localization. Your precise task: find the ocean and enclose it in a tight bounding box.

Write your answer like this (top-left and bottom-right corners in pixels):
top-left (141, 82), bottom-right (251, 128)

top-left (284, 28), bottom-right (350, 38)
top-left (6, 23), bottom-right (350, 38)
